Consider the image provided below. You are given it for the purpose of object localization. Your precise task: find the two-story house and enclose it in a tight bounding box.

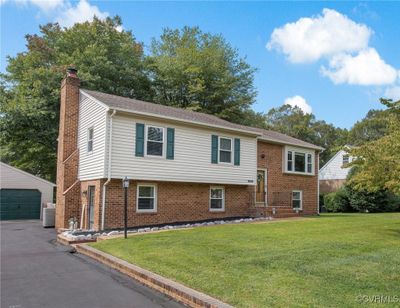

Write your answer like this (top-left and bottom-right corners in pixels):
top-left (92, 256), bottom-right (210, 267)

top-left (56, 69), bottom-right (323, 231)
top-left (319, 148), bottom-right (353, 194)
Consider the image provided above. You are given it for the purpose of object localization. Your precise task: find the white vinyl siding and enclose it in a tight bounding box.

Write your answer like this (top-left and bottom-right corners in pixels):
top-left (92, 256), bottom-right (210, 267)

top-left (78, 93), bottom-right (108, 180)
top-left (319, 150), bottom-right (353, 180)
top-left (108, 114), bottom-right (257, 185)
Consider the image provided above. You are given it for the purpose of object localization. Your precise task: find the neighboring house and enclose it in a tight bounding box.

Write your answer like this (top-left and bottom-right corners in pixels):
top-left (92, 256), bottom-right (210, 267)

top-left (319, 149), bottom-right (354, 194)
top-left (56, 68), bottom-right (323, 231)
top-left (0, 162), bottom-right (55, 220)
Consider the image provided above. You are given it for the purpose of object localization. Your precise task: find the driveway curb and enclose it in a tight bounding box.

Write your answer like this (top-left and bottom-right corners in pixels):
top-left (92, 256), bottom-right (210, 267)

top-left (75, 244), bottom-right (233, 308)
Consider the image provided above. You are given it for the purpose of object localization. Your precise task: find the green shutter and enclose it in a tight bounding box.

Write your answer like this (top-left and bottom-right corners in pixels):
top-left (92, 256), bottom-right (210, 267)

top-left (211, 135), bottom-right (218, 164)
top-left (135, 123), bottom-right (144, 157)
top-left (166, 128), bottom-right (175, 160)
top-left (234, 138), bottom-right (240, 166)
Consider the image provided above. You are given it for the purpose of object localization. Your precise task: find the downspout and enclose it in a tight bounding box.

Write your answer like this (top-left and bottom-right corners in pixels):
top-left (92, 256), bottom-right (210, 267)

top-left (101, 109), bottom-right (116, 230)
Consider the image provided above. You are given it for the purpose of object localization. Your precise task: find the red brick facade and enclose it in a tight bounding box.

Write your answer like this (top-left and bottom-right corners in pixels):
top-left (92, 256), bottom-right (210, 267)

top-left (80, 180), bottom-right (253, 230)
top-left (256, 142), bottom-right (319, 216)
top-left (55, 74), bottom-right (81, 229)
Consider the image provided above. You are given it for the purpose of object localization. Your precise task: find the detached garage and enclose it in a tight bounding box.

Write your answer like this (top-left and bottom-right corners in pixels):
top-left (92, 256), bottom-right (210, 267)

top-left (0, 162), bottom-right (55, 220)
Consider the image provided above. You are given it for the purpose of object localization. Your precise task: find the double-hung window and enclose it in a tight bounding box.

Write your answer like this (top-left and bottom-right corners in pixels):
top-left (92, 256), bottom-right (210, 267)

top-left (292, 190), bottom-right (302, 209)
top-left (87, 127), bottom-right (94, 153)
top-left (342, 155), bottom-right (349, 166)
top-left (137, 184), bottom-right (157, 212)
top-left (286, 147), bottom-right (314, 175)
top-left (146, 126), bottom-right (164, 157)
top-left (210, 187), bottom-right (225, 211)
top-left (219, 137), bottom-right (232, 163)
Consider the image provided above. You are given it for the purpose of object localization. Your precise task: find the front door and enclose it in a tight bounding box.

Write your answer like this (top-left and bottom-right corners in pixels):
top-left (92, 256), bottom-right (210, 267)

top-left (256, 170), bottom-right (266, 203)
top-left (88, 186), bottom-right (95, 229)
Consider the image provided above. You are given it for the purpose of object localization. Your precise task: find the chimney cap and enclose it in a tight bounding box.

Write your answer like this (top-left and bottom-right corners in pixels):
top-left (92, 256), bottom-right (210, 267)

top-left (67, 67), bottom-right (78, 77)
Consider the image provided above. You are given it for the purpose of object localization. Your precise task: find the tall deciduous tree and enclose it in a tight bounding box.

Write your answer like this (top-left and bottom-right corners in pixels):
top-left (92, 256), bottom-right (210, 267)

top-left (265, 105), bottom-right (348, 165)
top-left (0, 17), bottom-right (151, 181)
top-left (347, 109), bottom-right (391, 146)
top-left (147, 26), bottom-right (257, 124)
top-left (349, 99), bottom-right (400, 194)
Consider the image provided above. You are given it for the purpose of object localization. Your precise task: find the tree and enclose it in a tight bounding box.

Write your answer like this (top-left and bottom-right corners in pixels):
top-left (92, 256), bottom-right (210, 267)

top-left (0, 17), bottom-right (152, 181)
top-left (347, 109), bottom-right (391, 146)
top-left (348, 99), bottom-right (400, 194)
top-left (265, 104), bottom-right (347, 165)
top-left (147, 26), bottom-right (257, 124)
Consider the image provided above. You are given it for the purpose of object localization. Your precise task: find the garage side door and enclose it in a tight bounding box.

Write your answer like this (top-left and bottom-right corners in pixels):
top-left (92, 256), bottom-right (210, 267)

top-left (0, 189), bottom-right (41, 220)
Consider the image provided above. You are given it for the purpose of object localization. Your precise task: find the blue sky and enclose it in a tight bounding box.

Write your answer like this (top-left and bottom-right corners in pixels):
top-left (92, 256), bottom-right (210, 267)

top-left (1, 1), bottom-right (399, 128)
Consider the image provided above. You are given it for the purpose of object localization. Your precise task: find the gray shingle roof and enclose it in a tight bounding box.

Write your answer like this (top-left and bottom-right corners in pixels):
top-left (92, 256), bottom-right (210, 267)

top-left (82, 89), bottom-right (323, 150)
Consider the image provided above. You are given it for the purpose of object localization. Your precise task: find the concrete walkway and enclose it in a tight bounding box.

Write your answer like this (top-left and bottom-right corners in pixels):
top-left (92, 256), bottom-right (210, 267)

top-left (1, 220), bottom-right (183, 308)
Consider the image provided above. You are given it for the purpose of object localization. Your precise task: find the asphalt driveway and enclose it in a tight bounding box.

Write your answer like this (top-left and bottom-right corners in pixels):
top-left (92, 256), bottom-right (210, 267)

top-left (1, 220), bottom-right (183, 308)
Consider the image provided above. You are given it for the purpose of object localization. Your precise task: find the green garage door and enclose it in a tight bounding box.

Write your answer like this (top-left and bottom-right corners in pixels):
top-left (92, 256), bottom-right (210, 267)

top-left (0, 189), bottom-right (41, 220)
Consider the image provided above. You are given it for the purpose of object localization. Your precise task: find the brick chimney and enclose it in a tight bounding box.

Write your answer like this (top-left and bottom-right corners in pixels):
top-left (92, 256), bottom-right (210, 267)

top-left (55, 68), bottom-right (81, 230)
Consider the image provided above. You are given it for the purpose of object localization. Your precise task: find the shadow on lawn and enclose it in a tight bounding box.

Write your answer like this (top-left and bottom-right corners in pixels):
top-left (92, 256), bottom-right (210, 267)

top-left (317, 214), bottom-right (357, 218)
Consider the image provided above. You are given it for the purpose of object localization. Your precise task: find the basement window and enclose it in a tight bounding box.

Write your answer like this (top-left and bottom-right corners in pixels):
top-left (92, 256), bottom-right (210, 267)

top-left (137, 184), bottom-right (157, 213)
top-left (210, 187), bottom-right (225, 211)
top-left (87, 127), bottom-right (94, 153)
top-left (292, 190), bottom-right (302, 210)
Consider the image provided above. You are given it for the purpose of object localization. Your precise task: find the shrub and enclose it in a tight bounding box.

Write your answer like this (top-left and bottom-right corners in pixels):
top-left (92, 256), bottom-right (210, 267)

top-left (347, 187), bottom-right (400, 213)
top-left (323, 188), bottom-right (351, 212)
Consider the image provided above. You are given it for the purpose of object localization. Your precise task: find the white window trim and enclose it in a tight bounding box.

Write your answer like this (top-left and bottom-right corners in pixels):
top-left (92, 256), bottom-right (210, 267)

top-left (136, 183), bottom-right (157, 213)
top-left (292, 190), bottom-right (303, 210)
top-left (145, 125), bottom-right (165, 158)
top-left (209, 186), bottom-right (225, 212)
top-left (218, 136), bottom-right (233, 165)
top-left (87, 127), bottom-right (94, 154)
top-left (284, 146), bottom-right (315, 176)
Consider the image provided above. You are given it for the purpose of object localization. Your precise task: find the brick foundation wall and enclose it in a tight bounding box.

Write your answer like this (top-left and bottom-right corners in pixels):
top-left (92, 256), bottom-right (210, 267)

top-left (89, 180), bottom-right (253, 230)
top-left (257, 142), bottom-right (319, 215)
top-left (319, 179), bottom-right (346, 194)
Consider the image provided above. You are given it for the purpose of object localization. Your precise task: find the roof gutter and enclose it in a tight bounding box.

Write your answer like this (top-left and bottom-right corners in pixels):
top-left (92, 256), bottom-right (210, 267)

top-left (257, 137), bottom-right (324, 151)
top-left (101, 109), bottom-right (116, 230)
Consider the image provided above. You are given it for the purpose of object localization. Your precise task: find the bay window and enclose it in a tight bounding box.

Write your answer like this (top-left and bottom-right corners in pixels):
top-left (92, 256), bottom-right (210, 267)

top-left (285, 147), bottom-right (314, 175)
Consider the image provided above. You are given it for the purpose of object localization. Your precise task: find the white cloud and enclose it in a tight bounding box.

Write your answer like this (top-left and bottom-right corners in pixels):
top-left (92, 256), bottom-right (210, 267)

top-left (2, 0), bottom-right (110, 27)
top-left (284, 96), bottom-right (312, 114)
top-left (267, 8), bottom-right (371, 63)
top-left (3, 0), bottom-right (64, 11)
top-left (321, 48), bottom-right (399, 86)
top-left (384, 86), bottom-right (400, 101)
top-left (56, 0), bottom-right (108, 28)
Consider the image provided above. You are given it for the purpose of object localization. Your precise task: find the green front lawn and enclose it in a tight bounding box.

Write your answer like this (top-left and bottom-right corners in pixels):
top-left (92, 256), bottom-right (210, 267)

top-left (91, 214), bottom-right (400, 307)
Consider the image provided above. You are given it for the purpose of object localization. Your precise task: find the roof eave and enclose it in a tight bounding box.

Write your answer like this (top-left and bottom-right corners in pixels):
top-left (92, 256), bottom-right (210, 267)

top-left (257, 137), bottom-right (324, 151)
